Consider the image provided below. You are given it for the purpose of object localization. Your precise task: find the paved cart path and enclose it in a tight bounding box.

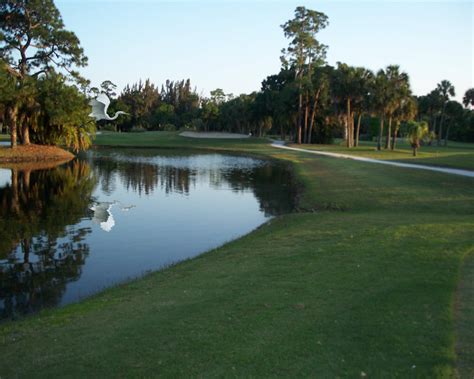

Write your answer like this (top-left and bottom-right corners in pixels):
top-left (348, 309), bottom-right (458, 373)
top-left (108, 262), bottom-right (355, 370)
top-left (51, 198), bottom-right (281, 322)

top-left (271, 141), bottom-right (474, 178)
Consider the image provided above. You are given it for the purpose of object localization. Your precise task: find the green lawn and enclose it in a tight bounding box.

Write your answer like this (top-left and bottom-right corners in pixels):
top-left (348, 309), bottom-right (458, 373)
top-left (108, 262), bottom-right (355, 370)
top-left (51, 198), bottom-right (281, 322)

top-left (0, 131), bottom-right (473, 377)
top-left (289, 138), bottom-right (474, 171)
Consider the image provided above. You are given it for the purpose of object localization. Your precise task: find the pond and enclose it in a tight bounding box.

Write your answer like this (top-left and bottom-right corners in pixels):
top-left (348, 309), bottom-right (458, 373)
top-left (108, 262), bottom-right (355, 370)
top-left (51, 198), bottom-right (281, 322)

top-left (0, 148), bottom-right (297, 320)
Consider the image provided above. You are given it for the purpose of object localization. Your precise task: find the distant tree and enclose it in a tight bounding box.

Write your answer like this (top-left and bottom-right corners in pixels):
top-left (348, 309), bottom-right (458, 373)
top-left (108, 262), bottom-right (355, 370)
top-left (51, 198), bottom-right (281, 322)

top-left (373, 69), bottom-right (390, 150)
top-left (261, 68), bottom-right (298, 140)
top-left (210, 88), bottom-right (226, 105)
top-left (200, 98), bottom-right (219, 131)
top-left (391, 96), bottom-right (417, 150)
top-left (332, 63), bottom-right (357, 147)
top-left (463, 88), bottom-right (474, 109)
top-left (443, 100), bottom-right (464, 146)
top-left (407, 121), bottom-right (429, 156)
top-left (100, 80), bottom-right (117, 98)
top-left (306, 65), bottom-right (331, 143)
top-left (34, 72), bottom-right (94, 151)
top-left (352, 67), bottom-right (374, 147)
top-left (384, 65), bottom-right (410, 150)
top-left (435, 80), bottom-right (455, 145)
top-left (281, 6), bottom-right (329, 144)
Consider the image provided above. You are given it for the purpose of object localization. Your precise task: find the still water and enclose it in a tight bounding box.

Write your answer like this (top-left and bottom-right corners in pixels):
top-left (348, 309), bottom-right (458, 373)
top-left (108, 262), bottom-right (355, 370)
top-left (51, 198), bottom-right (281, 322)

top-left (0, 148), bottom-right (296, 320)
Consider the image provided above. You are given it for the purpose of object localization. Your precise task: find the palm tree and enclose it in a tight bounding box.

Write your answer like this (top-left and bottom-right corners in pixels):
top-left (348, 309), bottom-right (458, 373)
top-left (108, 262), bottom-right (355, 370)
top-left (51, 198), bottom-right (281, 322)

top-left (391, 96), bottom-right (417, 150)
top-left (333, 63), bottom-right (357, 147)
top-left (373, 69), bottom-right (389, 151)
top-left (436, 80), bottom-right (455, 145)
top-left (384, 65), bottom-right (410, 150)
top-left (443, 100), bottom-right (464, 146)
top-left (352, 67), bottom-right (374, 147)
top-left (463, 88), bottom-right (474, 109)
top-left (407, 121), bottom-right (429, 156)
top-left (333, 63), bottom-right (374, 148)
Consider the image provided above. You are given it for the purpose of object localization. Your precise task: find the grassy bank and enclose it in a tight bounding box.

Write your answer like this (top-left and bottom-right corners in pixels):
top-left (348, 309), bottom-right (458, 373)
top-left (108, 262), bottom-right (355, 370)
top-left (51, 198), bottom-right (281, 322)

top-left (0, 144), bottom-right (74, 164)
top-left (0, 131), bottom-right (473, 377)
top-left (289, 139), bottom-right (474, 171)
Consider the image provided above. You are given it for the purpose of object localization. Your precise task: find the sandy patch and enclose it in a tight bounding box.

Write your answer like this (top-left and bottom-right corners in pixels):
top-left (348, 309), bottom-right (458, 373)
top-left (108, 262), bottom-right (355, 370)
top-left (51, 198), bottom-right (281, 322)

top-left (180, 131), bottom-right (250, 139)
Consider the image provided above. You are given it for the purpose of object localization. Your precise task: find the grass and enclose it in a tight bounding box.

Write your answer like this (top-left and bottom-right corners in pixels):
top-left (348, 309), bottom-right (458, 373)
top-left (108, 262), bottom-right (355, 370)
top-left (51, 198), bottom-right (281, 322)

top-left (289, 138), bottom-right (474, 171)
top-left (0, 131), bottom-right (473, 377)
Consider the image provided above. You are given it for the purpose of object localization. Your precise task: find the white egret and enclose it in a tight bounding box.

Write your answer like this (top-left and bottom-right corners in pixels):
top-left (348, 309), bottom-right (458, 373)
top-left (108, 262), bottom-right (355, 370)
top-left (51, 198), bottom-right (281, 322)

top-left (89, 93), bottom-right (128, 121)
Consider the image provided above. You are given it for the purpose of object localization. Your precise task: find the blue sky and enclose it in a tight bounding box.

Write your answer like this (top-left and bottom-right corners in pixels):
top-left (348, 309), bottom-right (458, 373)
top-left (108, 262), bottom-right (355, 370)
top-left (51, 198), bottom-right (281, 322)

top-left (56, 1), bottom-right (473, 101)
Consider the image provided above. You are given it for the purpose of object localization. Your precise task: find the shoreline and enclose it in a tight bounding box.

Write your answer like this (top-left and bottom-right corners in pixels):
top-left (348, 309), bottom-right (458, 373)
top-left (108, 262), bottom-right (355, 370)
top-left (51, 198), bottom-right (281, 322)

top-left (0, 144), bottom-right (74, 165)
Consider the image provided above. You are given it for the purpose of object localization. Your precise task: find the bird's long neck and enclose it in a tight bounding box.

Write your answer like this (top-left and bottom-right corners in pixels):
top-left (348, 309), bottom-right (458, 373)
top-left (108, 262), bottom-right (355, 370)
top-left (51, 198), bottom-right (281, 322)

top-left (110, 112), bottom-right (121, 120)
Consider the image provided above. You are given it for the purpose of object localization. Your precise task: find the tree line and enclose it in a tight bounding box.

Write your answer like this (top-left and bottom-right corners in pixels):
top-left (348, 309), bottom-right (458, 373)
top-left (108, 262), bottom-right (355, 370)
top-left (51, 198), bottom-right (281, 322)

top-left (105, 6), bottom-right (474, 149)
top-left (1, 2), bottom-right (473, 153)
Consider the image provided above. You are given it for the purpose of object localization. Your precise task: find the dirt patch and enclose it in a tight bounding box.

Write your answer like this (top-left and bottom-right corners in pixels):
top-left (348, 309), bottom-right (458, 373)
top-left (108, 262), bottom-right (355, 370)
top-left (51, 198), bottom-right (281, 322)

top-left (180, 131), bottom-right (250, 139)
top-left (0, 144), bottom-right (74, 166)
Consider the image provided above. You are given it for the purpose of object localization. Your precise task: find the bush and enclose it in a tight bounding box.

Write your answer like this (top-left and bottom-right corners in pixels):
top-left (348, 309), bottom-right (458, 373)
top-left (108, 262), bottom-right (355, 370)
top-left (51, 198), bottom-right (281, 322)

top-left (129, 125), bottom-right (146, 133)
top-left (162, 124), bottom-right (176, 131)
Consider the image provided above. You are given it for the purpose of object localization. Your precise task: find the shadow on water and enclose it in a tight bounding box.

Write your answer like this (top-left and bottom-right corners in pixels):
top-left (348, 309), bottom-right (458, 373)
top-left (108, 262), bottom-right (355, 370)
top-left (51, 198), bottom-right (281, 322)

top-left (0, 148), bottom-right (297, 320)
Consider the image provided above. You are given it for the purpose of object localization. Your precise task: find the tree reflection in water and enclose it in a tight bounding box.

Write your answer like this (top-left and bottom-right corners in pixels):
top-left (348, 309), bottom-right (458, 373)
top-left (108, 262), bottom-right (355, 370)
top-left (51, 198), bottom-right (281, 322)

top-left (0, 161), bottom-right (96, 319)
top-left (89, 150), bottom-right (297, 215)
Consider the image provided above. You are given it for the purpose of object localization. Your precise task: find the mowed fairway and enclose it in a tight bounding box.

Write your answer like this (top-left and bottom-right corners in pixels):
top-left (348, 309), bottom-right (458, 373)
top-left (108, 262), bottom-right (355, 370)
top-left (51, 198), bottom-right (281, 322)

top-left (0, 132), bottom-right (473, 377)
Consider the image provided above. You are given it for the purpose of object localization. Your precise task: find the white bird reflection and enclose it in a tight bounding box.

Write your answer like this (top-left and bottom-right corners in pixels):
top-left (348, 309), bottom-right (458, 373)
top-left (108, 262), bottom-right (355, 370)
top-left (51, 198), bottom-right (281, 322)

top-left (90, 201), bottom-right (135, 232)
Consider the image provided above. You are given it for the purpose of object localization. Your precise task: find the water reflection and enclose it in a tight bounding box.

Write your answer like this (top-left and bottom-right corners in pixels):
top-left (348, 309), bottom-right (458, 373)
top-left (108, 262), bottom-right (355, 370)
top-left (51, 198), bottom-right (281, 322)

top-left (0, 162), bottom-right (95, 319)
top-left (88, 149), bottom-right (296, 215)
top-left (0, 148), bottom-right (297, 320)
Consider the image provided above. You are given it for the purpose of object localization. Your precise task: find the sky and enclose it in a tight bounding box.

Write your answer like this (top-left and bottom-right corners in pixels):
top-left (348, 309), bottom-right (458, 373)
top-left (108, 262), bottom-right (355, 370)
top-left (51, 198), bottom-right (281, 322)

top-left (56, 0), bottom-right (473, 102)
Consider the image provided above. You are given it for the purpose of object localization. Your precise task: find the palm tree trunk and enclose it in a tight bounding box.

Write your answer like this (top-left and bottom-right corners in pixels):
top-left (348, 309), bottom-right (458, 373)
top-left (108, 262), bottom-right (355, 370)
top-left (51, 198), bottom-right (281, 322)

top-left (430, 116), bottom-right (437, 146)
top-left (437, 104), bottom-right (446, 146)
top-left (385, 116), bottom-right (392, 149)
top-left (391, 121), bottom-right (400, 150)
top-left (444, 121), bottom-right (452, 146)
top-left (351, 113), bottom-right (355, 148)
top-left (355, 113), bottom-right (362, 147)
top-left (346, 98), bottom-right (351, 148)
top-left (377, 117), bottom-right (384, 151)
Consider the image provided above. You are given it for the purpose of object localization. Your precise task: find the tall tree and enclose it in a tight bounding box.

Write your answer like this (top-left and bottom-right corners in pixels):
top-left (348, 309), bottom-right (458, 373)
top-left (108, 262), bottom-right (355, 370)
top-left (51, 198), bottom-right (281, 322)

top-left (352, 67), bottom-right (374, 147)
top-left (281, 6), bottom-right (328, 144)
top-left (333, 63), bottom-right (357, 147)
top-left (34, 72), bottom-right (94, 151)
top-left (0, 0), bottom-right (87, 147)
top-left (443, 100), bottom-right (464, 146)
top-left (435, 80), bottom-right (455, 145)
top-left (463, 88), bottom-right (474, 109)
top-left (373, 69), bottom-right (389, 151)
top-left (384, 65), bottom-right (410, 150)
top-left (391, 96), bottom-right (417, 150)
